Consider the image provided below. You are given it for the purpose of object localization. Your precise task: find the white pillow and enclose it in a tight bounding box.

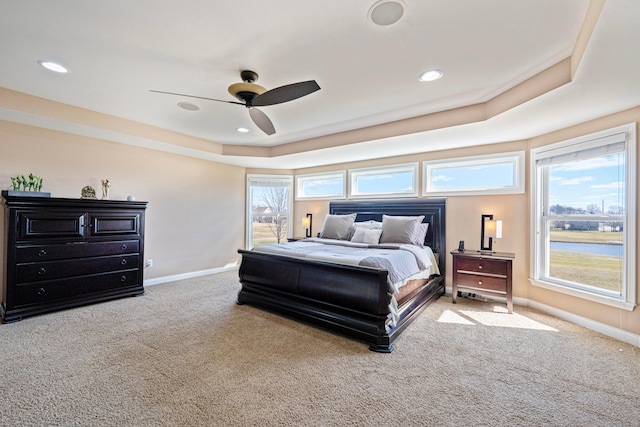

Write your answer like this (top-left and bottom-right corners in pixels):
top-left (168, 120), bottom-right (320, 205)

top-left (319, 213), bottom-right (357, 240)
top-left (350, 227), bottom-right (383, 244)
top-left (348, 220), bottom-right (382, 239)
top-left (379, 215), bottom-right (425, 244)
top-left (353, 220), bottom-right (383, 230)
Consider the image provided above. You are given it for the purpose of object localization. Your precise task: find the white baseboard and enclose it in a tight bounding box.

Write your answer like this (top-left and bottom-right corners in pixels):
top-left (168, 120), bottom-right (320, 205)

top-left (445, 286), bottom-right (640, 347)
top-left (526, 299), bottom-right (640, 348)
top-left (143, 265), bottom-right (239, 287)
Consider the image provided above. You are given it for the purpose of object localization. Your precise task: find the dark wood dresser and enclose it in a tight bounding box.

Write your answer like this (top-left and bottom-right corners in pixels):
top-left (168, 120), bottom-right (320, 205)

top-left (1, 192), bottom-right (147, 322)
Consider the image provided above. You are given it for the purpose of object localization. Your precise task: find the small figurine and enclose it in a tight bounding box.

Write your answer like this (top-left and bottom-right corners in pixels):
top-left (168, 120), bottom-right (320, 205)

top-left (101, 179), bottom-right (110, 200)
top-left (81, 185), bottom-right (97, 199)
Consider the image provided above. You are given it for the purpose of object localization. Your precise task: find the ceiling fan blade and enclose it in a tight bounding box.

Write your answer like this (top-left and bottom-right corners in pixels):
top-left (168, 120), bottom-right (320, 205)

top-left (149, 90), bottom-right (244, 105)
top-left (249, 107), bottom-right (276, 135)
top-left (252, 80), bottom-right (320, 107)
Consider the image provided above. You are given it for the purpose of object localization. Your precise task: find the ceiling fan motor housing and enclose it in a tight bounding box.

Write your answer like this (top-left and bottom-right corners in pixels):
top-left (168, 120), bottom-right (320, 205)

top-left (228, 71), bottom-right (266, 103)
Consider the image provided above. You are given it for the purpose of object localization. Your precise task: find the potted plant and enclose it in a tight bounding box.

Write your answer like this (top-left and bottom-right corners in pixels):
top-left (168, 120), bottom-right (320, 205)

top-left (2, 173), bottom-right (51, 198)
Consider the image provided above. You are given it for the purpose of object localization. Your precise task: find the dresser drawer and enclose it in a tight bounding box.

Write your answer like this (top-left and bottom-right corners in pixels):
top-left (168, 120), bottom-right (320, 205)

top-left (456, 257), bottom-right (507, 276)
top-left (16, 240), bottom-right (139, 263)
top-left (455, 272), bottom-right (507, 293)
top-left (16, 254), bottom-right (140, 283)
top-left (14, 270), bottom-right (141, 306)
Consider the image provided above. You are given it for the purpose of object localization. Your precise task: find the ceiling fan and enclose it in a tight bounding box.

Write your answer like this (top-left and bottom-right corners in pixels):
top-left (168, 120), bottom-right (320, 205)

top-left (151, 70), bottom-right (320, 136)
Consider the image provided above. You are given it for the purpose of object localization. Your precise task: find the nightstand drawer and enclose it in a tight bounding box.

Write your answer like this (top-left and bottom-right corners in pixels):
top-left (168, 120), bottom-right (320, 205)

top-left (455, 273), bottom-right (507, 293)
top-left (456, 257), bottom-right (507, 276)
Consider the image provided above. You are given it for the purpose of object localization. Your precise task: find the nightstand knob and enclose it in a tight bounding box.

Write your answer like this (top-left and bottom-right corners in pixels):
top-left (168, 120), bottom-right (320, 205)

top-left (121, 244), bottom-right (127, 250)
top-left (38, 267), bottom-right (47, 275)
top-left (120, 259), bottom-right (127, 266)
top-left (38, 249), bottom-right (47, 257)
top-left (120, 275), bottom-right (127, 282)
top-left (478, 265), bottom-right (483, 269)
top-left (37, 287), bottom-right (46, 295)
top-left (478, 280), bottom-right (483, 285)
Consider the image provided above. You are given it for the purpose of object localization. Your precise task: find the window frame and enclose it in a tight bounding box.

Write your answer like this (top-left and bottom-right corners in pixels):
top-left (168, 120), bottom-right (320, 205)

top-left (348, 162), bottom-right (418, 199)
top-left (423, 151), bottom-right (525, 196)
top-left (295, 171), bottom-right (346, 201)
top-left (530, 124), bottom-right (637, 310)
top-left (246, 174), bottom-right (293, 249)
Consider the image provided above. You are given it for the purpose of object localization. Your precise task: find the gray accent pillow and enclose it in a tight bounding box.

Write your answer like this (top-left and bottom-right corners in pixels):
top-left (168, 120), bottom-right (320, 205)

top-left (380, 215), bottom-right (425, 244)
top-left (319, 213), bottom-right (357, 240)
top-left (413, 222), bottom-right (429, 247)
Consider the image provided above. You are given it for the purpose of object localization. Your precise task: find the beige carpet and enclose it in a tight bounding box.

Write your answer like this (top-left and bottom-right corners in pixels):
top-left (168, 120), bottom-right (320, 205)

top-left (1, 270), bottom-right (638, 427)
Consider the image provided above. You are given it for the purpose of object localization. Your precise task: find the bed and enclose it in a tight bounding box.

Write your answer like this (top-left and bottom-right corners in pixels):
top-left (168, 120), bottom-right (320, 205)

top-left (237, 198), bottom-right (446, 352)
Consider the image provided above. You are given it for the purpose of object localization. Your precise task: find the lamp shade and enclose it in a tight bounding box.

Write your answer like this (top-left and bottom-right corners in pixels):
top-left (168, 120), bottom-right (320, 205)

top-left (485, 220), bottom-right (502, 239)
top-left (301, 217), bottom-right (311, 229)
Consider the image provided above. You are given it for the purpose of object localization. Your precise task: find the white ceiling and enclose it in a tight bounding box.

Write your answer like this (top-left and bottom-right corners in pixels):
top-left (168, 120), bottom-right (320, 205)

top-left (1, 0), bottom-right (639, 169)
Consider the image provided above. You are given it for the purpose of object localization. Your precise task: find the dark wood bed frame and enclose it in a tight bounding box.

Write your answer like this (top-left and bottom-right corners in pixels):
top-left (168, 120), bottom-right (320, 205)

top-left (237, 198), bottom-right (446, 352)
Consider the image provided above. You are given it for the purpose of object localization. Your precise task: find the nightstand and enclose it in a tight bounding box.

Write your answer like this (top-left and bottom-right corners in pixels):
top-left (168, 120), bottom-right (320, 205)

top-left (451, 249), bottom-right (515, 314)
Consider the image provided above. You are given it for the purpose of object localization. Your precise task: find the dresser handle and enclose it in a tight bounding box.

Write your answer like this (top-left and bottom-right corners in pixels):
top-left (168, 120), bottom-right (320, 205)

top-left (120, 259), bottom-right (127, 265)
top-left (120, 275), bottom-right (127, 282)
top-left (38, 249), bottom-right (47, 257)
top-left (37, 287), bottom-right (46, 295)
top-left (478, 280), bottom-right (483, 285)
top-left (38, 267), bottom-right (47, 275)
top-left (121, 244), bottom-right (127, 250)
top-left (478, 265), bottom-right (483, 269)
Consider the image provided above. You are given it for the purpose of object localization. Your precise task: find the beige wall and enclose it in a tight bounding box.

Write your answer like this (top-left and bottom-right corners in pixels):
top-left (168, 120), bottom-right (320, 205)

top-left (0, 120), bottom-right (246, 282)
top-left (289, 107), bottom-right (640, 337)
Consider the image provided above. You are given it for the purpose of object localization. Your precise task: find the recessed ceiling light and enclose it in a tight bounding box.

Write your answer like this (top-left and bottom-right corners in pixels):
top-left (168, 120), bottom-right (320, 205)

top-left (177, 102), bottom-right (199, 111)
top-left (236, 127), bottom-right (250, 133)
top-left (368, 0), bottom-right (406, 26)
top-left (419, 69), bottom-right (443, 82)
top-left (37, 60), bottom-right (69, 73)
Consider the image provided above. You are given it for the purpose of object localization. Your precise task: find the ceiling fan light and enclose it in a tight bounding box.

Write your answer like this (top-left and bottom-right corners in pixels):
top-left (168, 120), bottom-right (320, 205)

top-left (236, 127), bottom-right (250, 133)
top-left (228, 82), bottom-right (267, 98)
top-left (368, 0), bottom-right (406, 26)
top-left (419, 69), bottom-right (443, 82)
top-left (38, 60), bottom-right (69, 73)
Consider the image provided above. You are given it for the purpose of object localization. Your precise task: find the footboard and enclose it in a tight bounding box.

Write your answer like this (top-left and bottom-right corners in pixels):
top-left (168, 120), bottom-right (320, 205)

top-left (237, 249), bottom-right (443, 352)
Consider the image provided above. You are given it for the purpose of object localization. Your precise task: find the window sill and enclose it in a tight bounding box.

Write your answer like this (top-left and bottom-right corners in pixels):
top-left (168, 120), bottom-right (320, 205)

top-left (529, 278), bottom-right (636, 311)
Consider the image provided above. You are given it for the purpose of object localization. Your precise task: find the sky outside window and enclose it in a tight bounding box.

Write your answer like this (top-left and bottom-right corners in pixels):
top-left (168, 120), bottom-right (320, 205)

top-left (429, 162), bottom-right (514, 191)
top-left (548, 153), bottom-right (625, 213)
top-left (301, 177), bottom-right (343, 196)
top-left (355, 171), bottom-right (414, 193)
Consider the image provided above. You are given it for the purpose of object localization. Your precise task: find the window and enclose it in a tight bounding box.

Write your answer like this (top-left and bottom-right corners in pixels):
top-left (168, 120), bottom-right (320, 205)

top-left (349, 163), bottom-right (418, 198)
top-left (246, 175), bottom-right (292, 248)
top-left (295, 171), bottom-right (345, 200)
top-left (423, 151), bottom-right (525, 196)
top-left (531, 124), bottom-right (636, 310)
